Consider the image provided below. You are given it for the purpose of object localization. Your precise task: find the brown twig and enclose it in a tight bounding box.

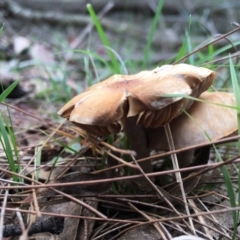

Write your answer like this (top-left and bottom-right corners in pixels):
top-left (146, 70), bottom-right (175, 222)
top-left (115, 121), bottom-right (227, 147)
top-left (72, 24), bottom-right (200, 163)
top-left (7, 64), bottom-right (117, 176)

top-left (174, 25), bottom-right (240, 64)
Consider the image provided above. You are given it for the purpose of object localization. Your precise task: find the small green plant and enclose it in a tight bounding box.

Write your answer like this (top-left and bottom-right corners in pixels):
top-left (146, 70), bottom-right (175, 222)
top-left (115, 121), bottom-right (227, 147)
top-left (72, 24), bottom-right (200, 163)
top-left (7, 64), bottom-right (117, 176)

top-left (229, 56), bottom-right (240, 239)
top-left (0, 80), bottom-right (21, 183)
top-left (87, 4), bottom-right (120, 74)
top-left (142, 0), bottom-right (164, 68)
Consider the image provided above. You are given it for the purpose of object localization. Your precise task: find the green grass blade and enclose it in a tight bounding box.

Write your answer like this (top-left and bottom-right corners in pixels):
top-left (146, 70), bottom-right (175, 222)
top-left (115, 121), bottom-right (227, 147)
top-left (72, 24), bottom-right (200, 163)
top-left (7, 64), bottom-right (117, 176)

top-left (0, 113), bottom-right (18, 182)
top-left (40, 129), bottom-right (80, 154)
top-left (174, 38), bottom-right (187, 63)
top-left (35, 146), bottom-right (42, 181)
top-left (0, 80), bottom-right (20, 103)
top-left (214, 146), bottom-right (237, 237)
top-left (87, 4), bottom-right (120, 73)
top-left (161, 93), bottom-right (240, 111)
top-left (74, 49), bottom-right (112, 73)
top-left (0, 80), bottom-right (21, 182)
top-left (229, 55), bottom-right (240, 238)
top-left (174, 15), bottom-right (192, 64)
top-left (0, 25), bottom-right (4, 37)
top-left (186, 16), bottom-right (194, 65)
top-left (186, 32), bottom-right (194, 65)
top-left (229, 56), bottom-right (240, 149)
top-left (5, 120), bottom-right (18, 161)
top-left (196, 40), bottom-right (240, 66)
top-left (142, 0), bottom-right (164, 69)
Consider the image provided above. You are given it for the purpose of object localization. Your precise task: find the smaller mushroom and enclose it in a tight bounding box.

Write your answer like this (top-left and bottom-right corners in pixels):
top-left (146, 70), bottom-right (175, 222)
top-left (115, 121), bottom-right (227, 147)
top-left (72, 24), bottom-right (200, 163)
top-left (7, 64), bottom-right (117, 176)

top-left (146, 91), bottom-right (238, 167)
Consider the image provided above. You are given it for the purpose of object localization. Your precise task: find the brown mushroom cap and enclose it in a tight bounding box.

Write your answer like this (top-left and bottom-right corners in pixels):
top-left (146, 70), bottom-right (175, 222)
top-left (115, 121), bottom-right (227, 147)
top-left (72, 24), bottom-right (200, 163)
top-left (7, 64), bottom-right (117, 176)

top-left (147, 91), bottom-right (238, 150)
top-left (58, 64), bottom-right (216, 136)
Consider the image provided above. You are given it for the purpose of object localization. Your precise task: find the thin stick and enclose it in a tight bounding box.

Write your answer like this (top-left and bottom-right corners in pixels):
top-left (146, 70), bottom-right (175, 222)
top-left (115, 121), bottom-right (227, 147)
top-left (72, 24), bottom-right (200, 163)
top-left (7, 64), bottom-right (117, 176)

top-left (96, 148), bottom-right (139, 169)
top-left (99, 140), bottom-right (136, 156)
top-left (93, 134), bottom-right (240, 174)
top-left (0, 189), bottom-right (8, 240)
top-left (164, 123), bottom-right (195, 234)
top-left (129, 203), bottom-right (169, 240)
top-left (51, 188), bottom-right (107, 219)
top-left (130, 154), bottom-right (192, 232)
top-left (188, 198), bottom-right (212, 239)
top-left (31, 172), bottom-right (41, 218)
top-left (173, 25), bottom-right (240, 64)
top-left (16, 209), bottom-right (27, 237)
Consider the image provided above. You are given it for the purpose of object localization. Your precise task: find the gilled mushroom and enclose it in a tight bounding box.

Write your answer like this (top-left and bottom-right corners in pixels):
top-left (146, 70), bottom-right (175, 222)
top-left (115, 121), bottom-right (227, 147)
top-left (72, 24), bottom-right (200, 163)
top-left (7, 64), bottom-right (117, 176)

top-left (146, 91), bottom-right (238, 167)
top-left (58, 64), bottom-right (216, 174)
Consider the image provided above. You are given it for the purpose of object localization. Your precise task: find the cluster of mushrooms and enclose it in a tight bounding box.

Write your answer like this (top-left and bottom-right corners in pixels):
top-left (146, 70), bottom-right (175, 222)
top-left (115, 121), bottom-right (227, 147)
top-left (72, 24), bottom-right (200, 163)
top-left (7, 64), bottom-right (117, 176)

top-left (58, 64), bottom-right (238, 175)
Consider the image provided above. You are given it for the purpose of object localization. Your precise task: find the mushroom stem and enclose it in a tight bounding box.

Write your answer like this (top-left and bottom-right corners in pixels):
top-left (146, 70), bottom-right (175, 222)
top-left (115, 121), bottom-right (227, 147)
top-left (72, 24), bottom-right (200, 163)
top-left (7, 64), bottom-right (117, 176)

top-left (164, 123), bottom-right (194, 230)
top-left (124, 117), bottom-right (152, 174)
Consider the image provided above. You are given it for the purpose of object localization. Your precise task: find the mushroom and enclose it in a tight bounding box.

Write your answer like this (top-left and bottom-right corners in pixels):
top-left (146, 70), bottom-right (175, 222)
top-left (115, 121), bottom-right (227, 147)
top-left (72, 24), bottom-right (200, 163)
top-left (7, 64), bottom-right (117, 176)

top-left (58, 64), bottom-right (216, 175)
top-left (146, 91), bottom-right (238, 167)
